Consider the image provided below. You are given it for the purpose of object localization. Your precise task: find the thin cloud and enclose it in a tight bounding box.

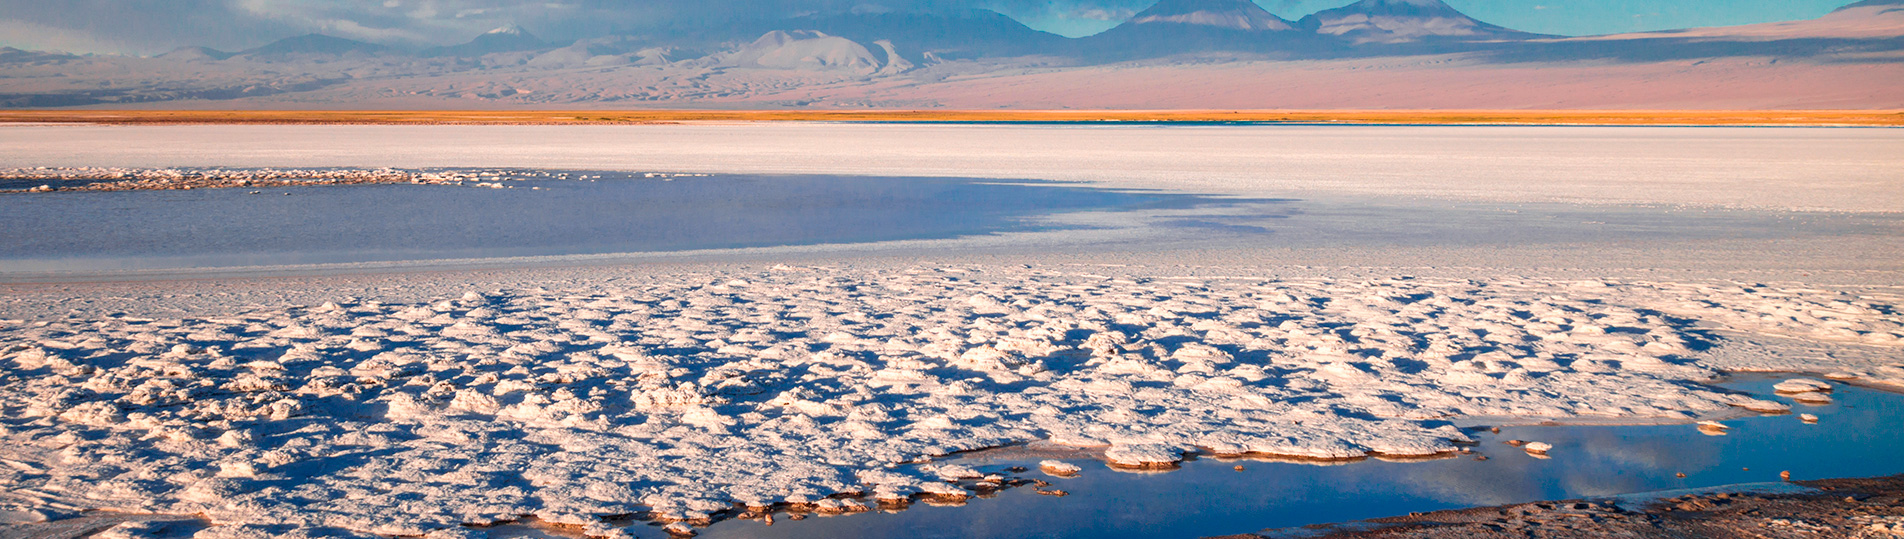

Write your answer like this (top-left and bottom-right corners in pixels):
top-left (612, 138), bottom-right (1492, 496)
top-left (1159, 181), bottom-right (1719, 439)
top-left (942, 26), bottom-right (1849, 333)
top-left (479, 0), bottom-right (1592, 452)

top-left (1070, 6), bottom-right (1137, 20)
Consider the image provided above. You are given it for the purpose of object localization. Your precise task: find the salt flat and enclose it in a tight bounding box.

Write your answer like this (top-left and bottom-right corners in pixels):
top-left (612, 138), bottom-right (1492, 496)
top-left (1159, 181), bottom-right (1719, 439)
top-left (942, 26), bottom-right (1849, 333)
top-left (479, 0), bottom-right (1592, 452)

top-left (1, 124), bottom-right (1899, 211)
top-left (0, 125), bottom-right (1900, 539)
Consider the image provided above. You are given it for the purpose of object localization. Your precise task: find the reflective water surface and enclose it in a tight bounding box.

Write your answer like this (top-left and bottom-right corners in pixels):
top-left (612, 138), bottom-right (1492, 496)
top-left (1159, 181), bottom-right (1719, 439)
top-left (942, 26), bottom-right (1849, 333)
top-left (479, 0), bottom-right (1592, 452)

top-left (664, 375), bottom-right (1901, 539)
top-left (3, 170), bottom-right (1895, 276)
top-left (0, 173), bottom-right (1233, 273)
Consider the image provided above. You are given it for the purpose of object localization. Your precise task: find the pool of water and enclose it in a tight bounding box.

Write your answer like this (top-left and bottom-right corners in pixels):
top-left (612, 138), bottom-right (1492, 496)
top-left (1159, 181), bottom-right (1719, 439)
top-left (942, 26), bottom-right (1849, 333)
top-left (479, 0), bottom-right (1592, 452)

top-left (635, 375), bottom-right (1900, 539)
top-left (3, 170), bottom-right (1893, 278)
top-left (0, 173), bottom-right (1243, 273)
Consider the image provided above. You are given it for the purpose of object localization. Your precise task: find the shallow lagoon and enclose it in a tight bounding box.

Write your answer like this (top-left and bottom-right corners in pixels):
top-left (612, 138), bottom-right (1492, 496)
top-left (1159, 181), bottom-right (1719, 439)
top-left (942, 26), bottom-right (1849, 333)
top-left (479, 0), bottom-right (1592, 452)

top-left (639, 375), bottom-right (1901, 539)
top-left (0, 173), bottom-right (1227, 272)
top-left (1, 170), bottom-right (1894, 277)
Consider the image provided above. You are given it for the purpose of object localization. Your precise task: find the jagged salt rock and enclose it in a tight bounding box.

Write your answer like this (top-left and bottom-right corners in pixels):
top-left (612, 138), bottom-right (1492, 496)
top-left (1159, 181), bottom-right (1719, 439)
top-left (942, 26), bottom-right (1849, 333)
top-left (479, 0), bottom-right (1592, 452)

top-left (1104, 443), bottom-right (1184, 469)
top-left (1039, 460), bottom-right (1082, 476)
top-left (1732, 398), bottom-right (1791, 413)
top-left (929, 464), bottom-right (982, 481)
top-left (918, 481), bottom-right (970, 501)
top-left (1773, 378), bottom-right (1832, 393)
top-left (1792, 392), bottom-right (1833, 404)
top-left (1697, 421), bottom-right (1730, 436)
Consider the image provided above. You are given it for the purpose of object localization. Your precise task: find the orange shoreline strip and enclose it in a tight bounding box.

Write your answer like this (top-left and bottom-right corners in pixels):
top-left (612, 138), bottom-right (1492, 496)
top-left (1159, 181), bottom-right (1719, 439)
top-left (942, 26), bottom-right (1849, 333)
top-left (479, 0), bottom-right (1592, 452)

top-left (0, 110), bottom-right (1900, 126)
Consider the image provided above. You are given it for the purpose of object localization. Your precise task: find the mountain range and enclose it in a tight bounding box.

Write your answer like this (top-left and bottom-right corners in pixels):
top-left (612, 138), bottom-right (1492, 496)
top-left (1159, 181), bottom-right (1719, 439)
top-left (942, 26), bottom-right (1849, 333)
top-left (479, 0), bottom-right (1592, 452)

top-left (420, 25), bottom-right (548, 58)
top-left (1, 0), bottom-right (1899, 109)
top-left (1299, 0), bottom-right (1545, 45)
top-left (155, 0), bottom-right (1549, 63)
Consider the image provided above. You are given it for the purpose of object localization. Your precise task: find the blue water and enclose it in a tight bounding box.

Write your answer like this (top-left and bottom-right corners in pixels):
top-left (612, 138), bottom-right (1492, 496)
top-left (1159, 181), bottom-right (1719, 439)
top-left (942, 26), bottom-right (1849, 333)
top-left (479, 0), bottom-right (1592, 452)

top-left (0, 173), bottom-right (1246, 272)
top-left (5, 170), bottom-right (1895, 277)
top-left (671, 375), bottom-right (1902, 539)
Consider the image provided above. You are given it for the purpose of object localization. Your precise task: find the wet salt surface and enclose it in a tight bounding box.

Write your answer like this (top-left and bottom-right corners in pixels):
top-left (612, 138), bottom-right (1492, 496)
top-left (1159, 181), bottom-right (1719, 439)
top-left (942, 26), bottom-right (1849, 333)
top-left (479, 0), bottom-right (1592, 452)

top-left (659, 375), bottom-right (1904, 539)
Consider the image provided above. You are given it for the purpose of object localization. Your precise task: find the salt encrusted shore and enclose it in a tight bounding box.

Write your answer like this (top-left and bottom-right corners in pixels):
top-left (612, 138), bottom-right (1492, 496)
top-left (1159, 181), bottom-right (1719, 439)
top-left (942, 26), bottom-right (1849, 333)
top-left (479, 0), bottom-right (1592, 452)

top-left (1224, 475), bottom-right (1904, 539)
top-left (1, 264), bottom-right (1900, 538)
top-left (0, 167), bottom-right (702, 193)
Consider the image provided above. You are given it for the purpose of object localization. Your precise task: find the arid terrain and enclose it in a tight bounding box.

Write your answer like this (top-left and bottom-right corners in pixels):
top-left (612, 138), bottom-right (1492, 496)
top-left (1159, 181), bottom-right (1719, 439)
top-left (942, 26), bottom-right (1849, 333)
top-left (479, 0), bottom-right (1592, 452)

top-left (3, 110), bottom-right (1902, 126)
top-left (1225, 475), bottom-right (1904, 539)
top-left (2, 0), bottom-right (1900, 110)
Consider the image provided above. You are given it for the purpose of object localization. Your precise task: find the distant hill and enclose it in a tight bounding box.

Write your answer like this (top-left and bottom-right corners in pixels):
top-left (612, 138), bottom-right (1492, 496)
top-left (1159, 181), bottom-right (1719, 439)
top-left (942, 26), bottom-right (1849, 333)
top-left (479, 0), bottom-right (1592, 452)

top-left (1125, 0), bottom-right (1297, 31)
top-left (157, 46), bottom-right (235, 61)
top-left (722, 30), bottom-right (886, 73)
top-left (0, 47), bottom-right (76, 65)
top-left (1297, 0), bottom-right (1544, 45)
top-left (1487, 0), bottom-right (1904, 62)
top-left (790, 9), bottom-right (1070, 62)
top-left (1079, 0), bottom-right (1327, 59)
top-left (422, 26), bottom-right (549, 58)
top-left (240, 34), bottom-right (391, 58)
top-left (526, 36), bottom-right (683, 68)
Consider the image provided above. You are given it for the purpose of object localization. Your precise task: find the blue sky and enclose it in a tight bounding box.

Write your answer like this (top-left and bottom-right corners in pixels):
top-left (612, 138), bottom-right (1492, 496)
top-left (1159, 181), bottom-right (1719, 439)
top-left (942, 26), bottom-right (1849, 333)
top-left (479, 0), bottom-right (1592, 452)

top-left (0, 0), bottom-right (1868, 55)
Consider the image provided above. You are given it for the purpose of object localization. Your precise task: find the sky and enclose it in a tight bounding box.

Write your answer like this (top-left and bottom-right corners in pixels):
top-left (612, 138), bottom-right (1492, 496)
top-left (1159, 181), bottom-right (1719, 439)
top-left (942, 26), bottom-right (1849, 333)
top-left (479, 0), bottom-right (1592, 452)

top-left (0, 0), bottom-right (1867, 55)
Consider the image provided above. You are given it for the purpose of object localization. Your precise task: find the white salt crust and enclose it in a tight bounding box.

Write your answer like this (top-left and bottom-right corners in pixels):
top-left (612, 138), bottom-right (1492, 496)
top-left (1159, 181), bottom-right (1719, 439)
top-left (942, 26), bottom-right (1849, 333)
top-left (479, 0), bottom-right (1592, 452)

top-left (1773, 378), bottom-right (1833, 393)
top-left (1, 266), bottom-right (1900, 537)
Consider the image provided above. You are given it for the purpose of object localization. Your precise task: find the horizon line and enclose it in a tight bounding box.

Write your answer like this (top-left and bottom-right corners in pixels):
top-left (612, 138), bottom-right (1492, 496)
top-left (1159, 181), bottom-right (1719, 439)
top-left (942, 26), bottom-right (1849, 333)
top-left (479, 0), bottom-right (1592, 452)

top-left (2, 109), bottom-right (1900, 127)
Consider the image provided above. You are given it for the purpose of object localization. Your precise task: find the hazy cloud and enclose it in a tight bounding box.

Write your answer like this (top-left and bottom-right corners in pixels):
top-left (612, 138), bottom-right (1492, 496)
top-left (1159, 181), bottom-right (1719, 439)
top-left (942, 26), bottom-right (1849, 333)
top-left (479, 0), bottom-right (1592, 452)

top-left (1070, 6), bottom-right (1137, 20)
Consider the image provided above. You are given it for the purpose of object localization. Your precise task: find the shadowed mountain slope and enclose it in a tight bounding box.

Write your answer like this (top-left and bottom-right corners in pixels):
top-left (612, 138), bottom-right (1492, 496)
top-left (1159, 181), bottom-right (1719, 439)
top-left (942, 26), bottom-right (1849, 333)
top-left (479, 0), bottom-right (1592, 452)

top-left (1297, 0), bottom-right (1545, 44)
top-left (1078, 0), bottom-right (1331, 59)
top-left (0, 47), bottom-right (76, 65)
top-left (422, 26), bottom-right (549, 58)
top-left (156, 47), bottom-right (235, 62)
top-left (791, 10), bottom-right (1070, 62)
top-left (1487, 0), bottom-right (1904, 62)
top-left (722, 30), bottom-right (886, 73)
top-left (240, 34), bottom-right (392, 58)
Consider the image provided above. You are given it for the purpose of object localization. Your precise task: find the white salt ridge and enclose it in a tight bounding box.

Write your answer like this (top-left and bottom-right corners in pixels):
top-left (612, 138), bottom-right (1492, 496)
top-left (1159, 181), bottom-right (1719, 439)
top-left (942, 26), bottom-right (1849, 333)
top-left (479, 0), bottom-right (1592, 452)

top-left (1773, 378), bottom-right (1833, 393)
top-left (1038, 460), bottom-right (1082, 476)
top-left (1791, 392), bottom-right (1833, 405)
top-left (0, 267), bottom-right (1899, 537)
top-left (1104, 443), bottom-right (1187, 469)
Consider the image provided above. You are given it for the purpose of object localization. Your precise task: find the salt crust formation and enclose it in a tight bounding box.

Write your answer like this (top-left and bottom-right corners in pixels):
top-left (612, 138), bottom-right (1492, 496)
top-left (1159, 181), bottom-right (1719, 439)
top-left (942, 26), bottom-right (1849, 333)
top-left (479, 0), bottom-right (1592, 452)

top-left (1, 266), bottom-right (1900, 537)
top-left (0, 167), bottom-right (711, 193)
